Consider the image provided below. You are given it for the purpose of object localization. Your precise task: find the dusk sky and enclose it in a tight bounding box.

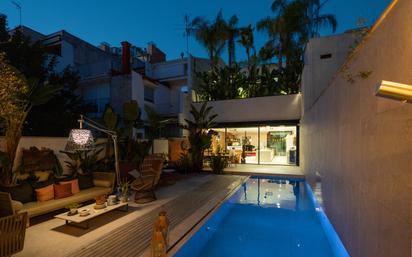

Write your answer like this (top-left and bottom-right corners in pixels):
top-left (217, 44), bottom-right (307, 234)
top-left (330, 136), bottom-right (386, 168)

top-left (0, 0), bottom-right (392, 61)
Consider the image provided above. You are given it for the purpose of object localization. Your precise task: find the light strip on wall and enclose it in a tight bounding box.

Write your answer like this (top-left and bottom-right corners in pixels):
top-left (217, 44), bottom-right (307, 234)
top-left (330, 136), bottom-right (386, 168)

top-left (374, 80), bottom-right (412, 103)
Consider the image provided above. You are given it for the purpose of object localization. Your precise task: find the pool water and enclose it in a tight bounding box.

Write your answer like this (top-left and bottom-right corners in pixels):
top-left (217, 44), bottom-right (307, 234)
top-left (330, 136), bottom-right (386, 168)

top-left (174, 177), bottom-right (348, 257)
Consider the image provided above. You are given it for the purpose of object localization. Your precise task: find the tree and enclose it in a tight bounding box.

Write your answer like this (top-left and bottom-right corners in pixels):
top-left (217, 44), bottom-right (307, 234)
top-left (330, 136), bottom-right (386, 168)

top-left (0, 54), bottom-right (60, 185)
top-left (224, 14), bottom-right (241, 67)
top-left (0, 14), bottom-right (89, 137)
top-left (144, 105), bottom-right (172, 151)
top-left (183, 103), bottom-right (217, 172)
top-left (24, 67), bottom-right (91, 136)
top-left (238, 24), bottom-right (257, 71)
top-left (195, 64), bottom-right (246, 101)
top-left (189, 11), bottom-right (227, 66)
top-left (302, 0), bottom-right (337, 38)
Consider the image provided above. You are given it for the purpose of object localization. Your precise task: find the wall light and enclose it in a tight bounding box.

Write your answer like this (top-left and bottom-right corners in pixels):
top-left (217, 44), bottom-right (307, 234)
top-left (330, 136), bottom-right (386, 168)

top-left (375, 80), bottom-right (412, 103)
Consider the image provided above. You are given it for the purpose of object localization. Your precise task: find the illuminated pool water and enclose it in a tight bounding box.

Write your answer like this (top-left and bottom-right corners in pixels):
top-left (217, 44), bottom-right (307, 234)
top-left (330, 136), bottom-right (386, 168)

top-left (174, 177), bottom-right (349, 257)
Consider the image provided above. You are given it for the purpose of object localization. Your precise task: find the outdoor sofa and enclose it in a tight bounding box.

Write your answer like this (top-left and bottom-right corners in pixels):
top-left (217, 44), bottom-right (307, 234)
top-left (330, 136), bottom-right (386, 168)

top-left (11, 172), bottom-right (115, 224)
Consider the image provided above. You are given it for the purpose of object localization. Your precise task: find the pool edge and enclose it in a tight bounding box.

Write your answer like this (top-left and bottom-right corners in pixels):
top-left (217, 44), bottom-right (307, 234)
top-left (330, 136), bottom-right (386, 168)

top-left (305, 183), bottom-right (350, 257)
top-left (167, 175), bottom-right (250, 256)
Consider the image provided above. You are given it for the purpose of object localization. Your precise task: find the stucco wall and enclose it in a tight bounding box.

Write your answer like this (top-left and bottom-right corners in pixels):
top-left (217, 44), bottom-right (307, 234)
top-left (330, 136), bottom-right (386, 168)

top-left (194, 94), bottom-right (301, 124)
top-left (300, 1), bottom-right (412, 256)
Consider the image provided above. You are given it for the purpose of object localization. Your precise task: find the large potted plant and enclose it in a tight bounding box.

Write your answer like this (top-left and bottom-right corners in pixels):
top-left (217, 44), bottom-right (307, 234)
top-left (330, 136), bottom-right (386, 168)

top-left (183, 103), bottom-right (217, 172)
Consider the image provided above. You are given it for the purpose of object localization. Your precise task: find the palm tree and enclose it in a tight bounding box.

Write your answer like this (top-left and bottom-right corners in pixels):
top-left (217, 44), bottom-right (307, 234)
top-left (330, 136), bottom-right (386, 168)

top-left (183, 103), bottom-right (217, 172)
top-left (238, 24), bottom-right (256, 70)
top-left (302, 0), bottom-right (337, 38)
top-left (189, 11), bottom-right (227, 66)
top-left (224, 14), bottom-right (241, 67)
top-left (258, 0), bottom-right (337, 66)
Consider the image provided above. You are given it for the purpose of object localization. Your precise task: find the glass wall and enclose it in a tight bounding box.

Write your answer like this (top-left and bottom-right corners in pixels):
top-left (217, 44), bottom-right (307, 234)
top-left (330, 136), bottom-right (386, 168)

top-left (209, 125), bottom-right (298, 166)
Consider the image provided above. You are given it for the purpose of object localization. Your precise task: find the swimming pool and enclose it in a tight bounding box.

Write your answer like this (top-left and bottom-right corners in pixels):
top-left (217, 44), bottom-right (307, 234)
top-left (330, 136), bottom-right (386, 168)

top-left (173, 177), bottom-right (349, 257)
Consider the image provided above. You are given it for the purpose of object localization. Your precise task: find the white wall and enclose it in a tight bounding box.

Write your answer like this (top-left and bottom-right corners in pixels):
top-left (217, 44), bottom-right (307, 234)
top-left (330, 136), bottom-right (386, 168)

top-left (194, 94), bottom-right (301, 123)
top-left (150, 59), bottom-right (188, 80)
top-left (55, 40), bottom-right (75, 72)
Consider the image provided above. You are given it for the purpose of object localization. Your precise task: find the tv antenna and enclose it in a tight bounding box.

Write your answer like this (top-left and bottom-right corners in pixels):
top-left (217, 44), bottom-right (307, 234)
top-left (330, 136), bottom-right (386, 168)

top-left (175, 14), bottom-right (195, 56)
top-left (11, 1), bottom-right (22, 28)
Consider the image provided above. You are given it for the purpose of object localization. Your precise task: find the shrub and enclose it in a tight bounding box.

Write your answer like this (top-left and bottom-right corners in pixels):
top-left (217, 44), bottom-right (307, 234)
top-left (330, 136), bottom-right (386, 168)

top-left (209, 155), bottom-right (228, 174)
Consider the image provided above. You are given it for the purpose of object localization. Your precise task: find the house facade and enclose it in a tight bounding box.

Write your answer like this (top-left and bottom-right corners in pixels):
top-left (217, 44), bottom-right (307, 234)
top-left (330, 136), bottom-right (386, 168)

top-left (17, 26), bottom-right (211, 138)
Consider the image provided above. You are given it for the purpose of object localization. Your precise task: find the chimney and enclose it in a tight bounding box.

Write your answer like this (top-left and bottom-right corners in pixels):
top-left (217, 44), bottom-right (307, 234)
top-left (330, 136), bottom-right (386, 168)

top-left (147, 42), bottom-right (166, 64)
top-left (121, 41), bottom-right (131, 74)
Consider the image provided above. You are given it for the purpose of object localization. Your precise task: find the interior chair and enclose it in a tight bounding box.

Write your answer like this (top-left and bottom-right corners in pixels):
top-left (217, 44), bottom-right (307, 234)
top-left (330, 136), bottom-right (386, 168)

top-left (0, 192), bottom-right (28, 257)
top-left (131, 155), bottom-right (165, 204)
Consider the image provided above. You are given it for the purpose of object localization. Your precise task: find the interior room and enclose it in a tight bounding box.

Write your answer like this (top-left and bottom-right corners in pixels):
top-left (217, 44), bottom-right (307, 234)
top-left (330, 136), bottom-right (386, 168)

top-left (209, 125), bottom-right (298, 166)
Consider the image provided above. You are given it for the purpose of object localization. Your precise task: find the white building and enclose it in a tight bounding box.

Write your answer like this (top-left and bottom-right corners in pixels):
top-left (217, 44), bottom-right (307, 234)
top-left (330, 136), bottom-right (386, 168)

top-left (17, 26), bottom-right (211, 138)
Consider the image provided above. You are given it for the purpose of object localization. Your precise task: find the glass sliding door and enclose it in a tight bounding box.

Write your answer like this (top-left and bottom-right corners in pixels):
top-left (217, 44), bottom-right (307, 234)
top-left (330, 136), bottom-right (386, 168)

top-left (259, 125), bottom-right (297, 165)
top-left (209, 124), bottom-right (298, 166)
top-left (225, 127), bottom-right (258, 164)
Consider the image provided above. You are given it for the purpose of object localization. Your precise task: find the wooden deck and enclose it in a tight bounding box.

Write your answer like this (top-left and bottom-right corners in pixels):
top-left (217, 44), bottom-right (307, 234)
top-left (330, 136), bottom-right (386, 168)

top-left (67, 175), bottom-right (246, 257)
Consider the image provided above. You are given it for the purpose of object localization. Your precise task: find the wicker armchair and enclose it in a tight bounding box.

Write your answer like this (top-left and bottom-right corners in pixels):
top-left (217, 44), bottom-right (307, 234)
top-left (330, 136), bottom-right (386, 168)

top-left (0, 192), bottom-right (14, 218)
top-left (0, 209), bottom-right (27, 257)
top-left (131, 155), bottom-right (165, 204)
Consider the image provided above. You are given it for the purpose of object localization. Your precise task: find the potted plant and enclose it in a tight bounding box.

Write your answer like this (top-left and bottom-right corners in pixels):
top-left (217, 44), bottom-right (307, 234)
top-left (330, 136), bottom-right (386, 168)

top-left (119, 179), bottom-right (131, 202)
top-left (209, 154), bottom-right (228, 174)
top-left (182, 103), bottom-right (217, 173)
top-left (66, 203), bottom-right (81, 215)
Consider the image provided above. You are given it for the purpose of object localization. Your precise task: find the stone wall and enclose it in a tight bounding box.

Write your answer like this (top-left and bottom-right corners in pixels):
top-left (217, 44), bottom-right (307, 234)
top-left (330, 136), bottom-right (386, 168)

top-left (301, 0), bottom-right (412, 256)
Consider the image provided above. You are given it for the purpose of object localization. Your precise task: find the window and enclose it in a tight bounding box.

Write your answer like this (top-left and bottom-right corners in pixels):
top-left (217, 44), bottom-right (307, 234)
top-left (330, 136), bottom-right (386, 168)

top-left (209, 125), bottom-right (298, 165)
top-left (144, 86), bottom-right (155, 102)
top-left (320, 53), bottom-right (332, 59)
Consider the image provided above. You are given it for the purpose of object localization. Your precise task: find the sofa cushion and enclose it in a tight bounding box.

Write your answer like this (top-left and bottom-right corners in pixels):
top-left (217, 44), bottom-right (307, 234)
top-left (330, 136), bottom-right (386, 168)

top-left (11, 200), bottom-right (23, 213)
top-left (54, 183), bottom-right (73, 199)
top-left (78, 174), bottom-right (94, 190)
top-left (34, 170), bottom-right (51, 182)
top-left (60, 179), bottom-right (80, 194)
top-left (93, 179), bottom-right (111, 188)
top-left (35, 184), bottom-right (54, 202)
top-left (6, 182), bottom-right (35, 203)
top-left (21, 186), bottom-right (112, 217)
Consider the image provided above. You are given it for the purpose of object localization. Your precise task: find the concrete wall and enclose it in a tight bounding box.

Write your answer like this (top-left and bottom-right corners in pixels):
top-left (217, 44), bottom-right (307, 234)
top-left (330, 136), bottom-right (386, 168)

top-left (302, 30), bottom-right (364, 115)
top-left (300, 1), bottom-right (412, 256)
top-left (194, 94), bottom-right (301, 124)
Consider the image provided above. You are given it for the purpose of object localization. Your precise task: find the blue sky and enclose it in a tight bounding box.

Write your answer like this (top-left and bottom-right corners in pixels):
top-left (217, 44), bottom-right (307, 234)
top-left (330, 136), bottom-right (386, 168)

top-left (0, 0), bottom-right (391, 61)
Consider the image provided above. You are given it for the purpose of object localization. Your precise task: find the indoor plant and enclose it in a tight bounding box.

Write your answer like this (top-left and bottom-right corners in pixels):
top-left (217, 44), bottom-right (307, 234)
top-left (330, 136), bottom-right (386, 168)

top-left (66, 203), bottom-right (81, 215)
top-left (119, 179), bottom-right (131, 202)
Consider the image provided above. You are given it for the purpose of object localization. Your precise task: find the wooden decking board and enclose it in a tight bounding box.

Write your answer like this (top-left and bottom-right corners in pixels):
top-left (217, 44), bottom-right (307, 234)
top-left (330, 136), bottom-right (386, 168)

top-left (67, 175), bottom-right (244, 257)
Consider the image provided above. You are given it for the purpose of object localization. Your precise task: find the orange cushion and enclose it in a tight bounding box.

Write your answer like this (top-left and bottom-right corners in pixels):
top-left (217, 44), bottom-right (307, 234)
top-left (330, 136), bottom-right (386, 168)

top-left (54, 183), bottom-right (73, 199)
top-left (35, 185), bottom-right (54, 202)
top-left (60, 179), bottom-right (80, 194)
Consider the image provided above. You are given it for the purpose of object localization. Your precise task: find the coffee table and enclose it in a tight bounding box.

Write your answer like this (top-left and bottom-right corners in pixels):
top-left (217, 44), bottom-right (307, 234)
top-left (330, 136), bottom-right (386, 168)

top-left (55, 202), bottom-right (128, 229)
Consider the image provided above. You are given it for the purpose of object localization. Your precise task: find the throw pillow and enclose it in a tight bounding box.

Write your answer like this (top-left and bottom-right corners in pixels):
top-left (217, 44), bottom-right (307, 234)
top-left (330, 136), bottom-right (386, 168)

top-left (54, 183), bottom-right (73, 199)
top-left (60, 179), bottom-right (80, 194)
top-left (78, 174), bottom-right (94, 190)
top-left (4, 182), bottom-right (35, 203)
top-left (34, 170), bottom-right (51, 182)
top-left (35, 184), bottom-right (54, 202)
top-left (93, 179), bottom-right (111, 188)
